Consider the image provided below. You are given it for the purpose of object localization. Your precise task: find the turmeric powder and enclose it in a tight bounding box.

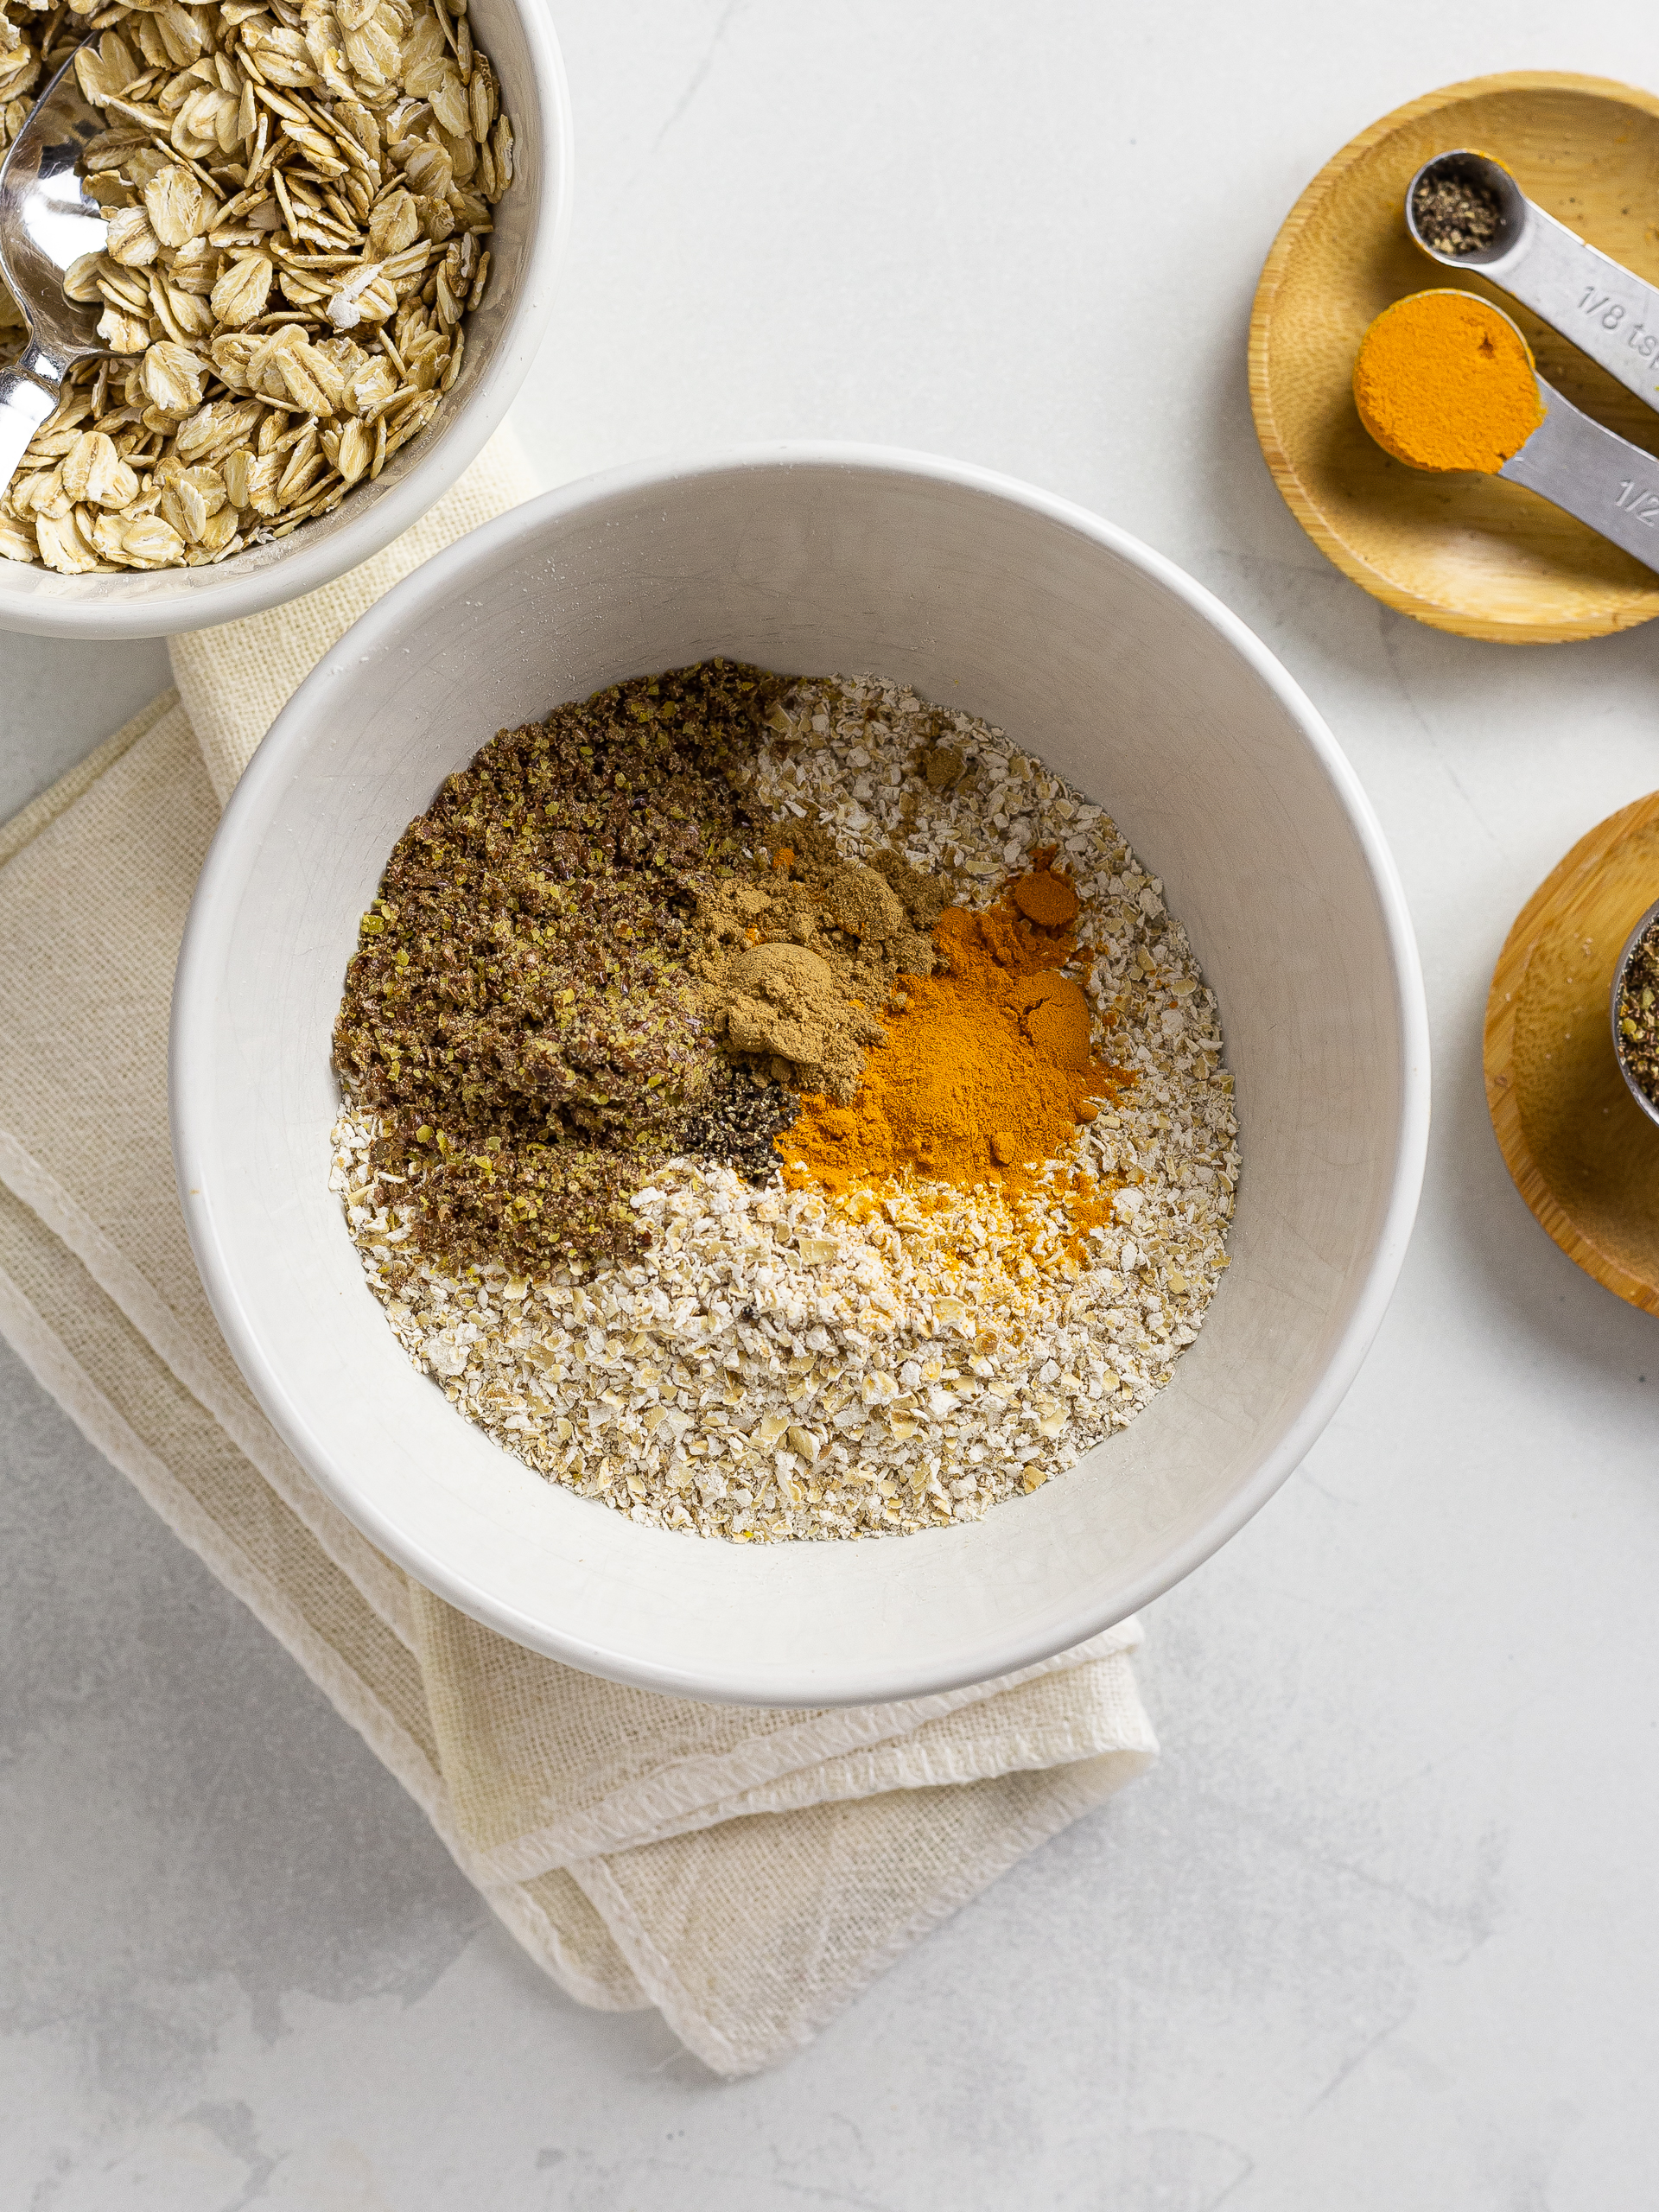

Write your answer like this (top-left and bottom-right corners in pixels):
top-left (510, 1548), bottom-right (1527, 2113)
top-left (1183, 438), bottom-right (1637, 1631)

top-left (1011, 865), bottom-right (1079, 930)
top-left (1352, 289), bottom-right (1544, 474)
top-left (782, 861), bottom-right (1126, 1199)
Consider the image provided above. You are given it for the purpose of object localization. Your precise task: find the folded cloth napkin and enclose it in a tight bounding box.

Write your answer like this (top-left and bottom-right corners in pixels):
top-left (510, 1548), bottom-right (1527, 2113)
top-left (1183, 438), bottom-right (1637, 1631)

top-left (0, 429), bottom-right (1158, 2076)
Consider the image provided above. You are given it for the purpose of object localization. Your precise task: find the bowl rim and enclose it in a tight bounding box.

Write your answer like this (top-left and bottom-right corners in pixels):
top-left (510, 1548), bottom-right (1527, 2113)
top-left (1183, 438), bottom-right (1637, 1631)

top-left (171, 442), bottom-right (1432, 1701)
top-left (0, 0), bottom-right (574, 641)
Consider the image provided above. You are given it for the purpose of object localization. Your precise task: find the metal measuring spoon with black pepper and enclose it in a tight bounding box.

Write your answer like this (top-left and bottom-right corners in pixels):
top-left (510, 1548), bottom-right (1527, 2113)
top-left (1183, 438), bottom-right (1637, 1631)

top-left (1408, 149), bottom-right (1659, 419)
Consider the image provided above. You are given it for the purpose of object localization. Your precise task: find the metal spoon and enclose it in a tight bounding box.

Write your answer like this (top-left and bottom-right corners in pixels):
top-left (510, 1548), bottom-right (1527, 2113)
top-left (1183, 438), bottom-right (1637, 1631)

top-left (0, 42), bottom-right (107, 494)
top-left (1408, 149), bottom-right (1659, 414)
top-left (1359, 289), bottom-right (1659, 577)
top-left (1499, 372), bottom-right (1659, 575)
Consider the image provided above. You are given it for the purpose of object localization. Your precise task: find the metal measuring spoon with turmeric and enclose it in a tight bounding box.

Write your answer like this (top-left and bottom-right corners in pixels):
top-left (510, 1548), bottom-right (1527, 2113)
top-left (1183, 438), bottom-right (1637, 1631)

top-left (1353, 289), bottom-right (1659, 575)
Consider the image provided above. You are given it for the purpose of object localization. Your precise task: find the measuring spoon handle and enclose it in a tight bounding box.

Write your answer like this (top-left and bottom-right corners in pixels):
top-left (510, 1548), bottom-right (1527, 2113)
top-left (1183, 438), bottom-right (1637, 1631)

top-left (1502, 378), bottom-right (1659, 575)
top-left (1491, 209), bottom-right (1659, 408)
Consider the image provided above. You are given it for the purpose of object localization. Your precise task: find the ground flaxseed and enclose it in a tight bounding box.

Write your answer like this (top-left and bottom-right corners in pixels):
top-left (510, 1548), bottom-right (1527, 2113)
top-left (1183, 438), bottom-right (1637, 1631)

top-left (332, 658), bottom-right (790, 1277)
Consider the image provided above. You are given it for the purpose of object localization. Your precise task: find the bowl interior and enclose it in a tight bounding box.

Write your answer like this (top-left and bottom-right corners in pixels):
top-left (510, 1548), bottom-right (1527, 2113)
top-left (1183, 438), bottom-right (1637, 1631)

top-left (175, 453), bottom-right (1427, 1704)
top-left (0, 0), bottom-right (567, 638)
top-left (1253, 73), bottom-right (1659, 644)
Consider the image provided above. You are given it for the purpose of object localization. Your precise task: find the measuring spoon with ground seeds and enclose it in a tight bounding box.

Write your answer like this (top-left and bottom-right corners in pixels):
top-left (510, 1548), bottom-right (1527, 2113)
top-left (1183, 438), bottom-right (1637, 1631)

top-left (1408, 149), bottom-right (1659, 414)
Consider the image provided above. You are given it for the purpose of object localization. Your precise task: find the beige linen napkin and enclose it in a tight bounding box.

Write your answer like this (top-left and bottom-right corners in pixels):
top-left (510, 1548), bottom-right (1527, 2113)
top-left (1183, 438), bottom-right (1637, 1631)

top-left (0, 429), bottom-right (1158, 2076)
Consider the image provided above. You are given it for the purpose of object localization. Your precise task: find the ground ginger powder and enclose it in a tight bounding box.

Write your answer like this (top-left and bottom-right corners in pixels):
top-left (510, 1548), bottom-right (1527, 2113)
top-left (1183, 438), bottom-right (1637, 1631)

top-left (718, 940), bottom-right (885, 1100)
top-left (783, 860), bottom-right (1127, 1199)
top-left (694, 828), bottom-right (942, 1101)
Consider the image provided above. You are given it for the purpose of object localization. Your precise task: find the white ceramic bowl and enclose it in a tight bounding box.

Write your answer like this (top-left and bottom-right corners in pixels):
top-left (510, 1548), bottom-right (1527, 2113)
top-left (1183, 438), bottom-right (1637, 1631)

top-left (172, 447), bottom-right (1429, 1707)
top-left (0, 0), bottom-right (570, 639)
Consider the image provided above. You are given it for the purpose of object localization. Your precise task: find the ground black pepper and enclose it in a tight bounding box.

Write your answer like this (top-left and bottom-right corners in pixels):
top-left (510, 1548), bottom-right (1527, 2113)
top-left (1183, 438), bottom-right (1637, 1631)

top-left (1412, 168), bottom-right (1503, 257)
top-left (333, 659), bottom-right (792, 1277)
top-left (1616, 913), bottom-right (1659, 1111)
top-left (675, 1060), bottom-right (801, 1184)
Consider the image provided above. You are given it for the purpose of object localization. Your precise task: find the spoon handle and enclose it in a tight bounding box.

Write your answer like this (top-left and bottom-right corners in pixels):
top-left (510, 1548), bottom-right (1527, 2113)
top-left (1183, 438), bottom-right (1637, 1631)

top-left (0, 350), bottom-right (60, 496)
top-left (1500, 377), bottom-right (1659, 577)
top-left (1480, 208), bottom-right (1659, 412)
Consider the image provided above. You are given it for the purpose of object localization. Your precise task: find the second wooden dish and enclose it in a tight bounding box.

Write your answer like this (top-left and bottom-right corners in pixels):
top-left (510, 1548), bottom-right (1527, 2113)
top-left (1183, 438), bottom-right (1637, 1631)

top-left (1486, 791), bottom-right (1659, 1312)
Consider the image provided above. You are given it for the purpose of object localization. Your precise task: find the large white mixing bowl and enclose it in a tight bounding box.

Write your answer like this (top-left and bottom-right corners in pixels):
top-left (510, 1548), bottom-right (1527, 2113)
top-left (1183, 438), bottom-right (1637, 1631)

top-left (171, 448), bottom-right (1429, 1706)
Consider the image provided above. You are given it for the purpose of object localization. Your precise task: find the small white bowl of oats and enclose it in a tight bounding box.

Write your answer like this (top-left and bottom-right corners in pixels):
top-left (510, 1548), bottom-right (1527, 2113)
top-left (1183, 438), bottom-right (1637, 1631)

top-left (172, 447), bottom-right (1429, 1707)
top-left (0, 0), bottom-right (569, 637)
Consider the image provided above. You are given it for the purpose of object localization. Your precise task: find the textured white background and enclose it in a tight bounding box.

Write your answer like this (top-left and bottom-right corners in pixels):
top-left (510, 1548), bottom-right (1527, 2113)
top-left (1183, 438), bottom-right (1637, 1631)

top-left (4, 3), bottom-right (1659, 2204)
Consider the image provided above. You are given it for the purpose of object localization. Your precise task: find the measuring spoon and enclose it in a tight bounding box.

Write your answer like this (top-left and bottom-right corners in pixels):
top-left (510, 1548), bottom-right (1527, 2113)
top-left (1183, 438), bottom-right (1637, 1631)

top-left (1501, 375), bottom-right (1659, 573)
top-left (1407, 149), bottom-right (1659, 412)
top-left (1357, 290), bottom-right (1659, 576)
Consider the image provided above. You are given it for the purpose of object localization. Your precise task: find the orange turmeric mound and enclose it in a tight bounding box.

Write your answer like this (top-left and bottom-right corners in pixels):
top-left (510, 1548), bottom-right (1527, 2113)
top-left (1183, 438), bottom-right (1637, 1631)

top-left (1352, 289), bottom-right (1544, 474)
top-left (1012, 861), bottom-right (1079, 929)
top-left (781, 865), bottom-right (1128, 1198)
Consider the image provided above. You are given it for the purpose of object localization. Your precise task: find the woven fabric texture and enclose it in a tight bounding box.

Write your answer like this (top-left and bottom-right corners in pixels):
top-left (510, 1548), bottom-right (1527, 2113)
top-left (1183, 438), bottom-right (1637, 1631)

top-left (0, 432), bottom-right (1158, 2075)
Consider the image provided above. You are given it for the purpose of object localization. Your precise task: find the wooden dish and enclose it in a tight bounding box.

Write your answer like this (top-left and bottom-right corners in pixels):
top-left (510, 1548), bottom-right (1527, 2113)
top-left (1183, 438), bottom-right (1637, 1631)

top-left (1251, 72), bottom-right (1659, 644)
top-left (1485, 792), bottom-right (1659, 1312)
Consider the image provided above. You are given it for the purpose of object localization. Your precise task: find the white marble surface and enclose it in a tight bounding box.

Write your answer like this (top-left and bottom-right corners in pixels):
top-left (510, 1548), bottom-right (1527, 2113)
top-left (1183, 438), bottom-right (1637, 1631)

top-left (4, 2), bottom-right (1659, 2202)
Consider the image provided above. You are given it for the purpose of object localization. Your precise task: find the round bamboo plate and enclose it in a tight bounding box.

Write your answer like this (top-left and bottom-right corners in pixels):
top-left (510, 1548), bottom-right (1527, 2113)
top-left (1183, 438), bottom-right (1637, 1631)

top-left (1485, 792), bottom-right (1659, 1311)
top-left (1251, 72), bottom-right (1659, 644)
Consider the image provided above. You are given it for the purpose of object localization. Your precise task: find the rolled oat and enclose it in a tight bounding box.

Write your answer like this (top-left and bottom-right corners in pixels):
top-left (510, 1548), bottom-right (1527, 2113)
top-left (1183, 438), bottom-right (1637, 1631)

top-left (0, 0), bottom-right (513, 572)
